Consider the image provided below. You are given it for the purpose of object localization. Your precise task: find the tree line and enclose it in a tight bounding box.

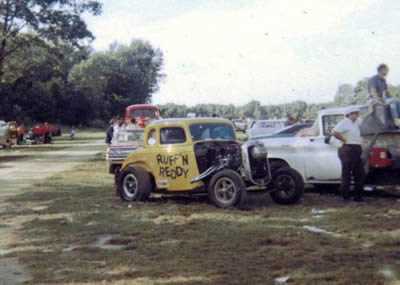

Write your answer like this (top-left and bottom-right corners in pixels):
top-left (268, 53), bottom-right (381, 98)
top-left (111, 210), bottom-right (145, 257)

top-left (159, 79), bottom-right (400, 120)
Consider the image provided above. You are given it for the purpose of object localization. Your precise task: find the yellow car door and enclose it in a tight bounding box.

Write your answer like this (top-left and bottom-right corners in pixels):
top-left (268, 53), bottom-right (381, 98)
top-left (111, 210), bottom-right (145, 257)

top-left (155, 126), bottom-right (201, 191)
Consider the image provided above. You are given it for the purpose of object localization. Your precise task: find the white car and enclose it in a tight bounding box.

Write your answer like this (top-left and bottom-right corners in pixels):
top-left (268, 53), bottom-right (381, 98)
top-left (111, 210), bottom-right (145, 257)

top-left (258, 105), bottom-right (400, 190)
top-left (247, 119), bottom-right (286, 139)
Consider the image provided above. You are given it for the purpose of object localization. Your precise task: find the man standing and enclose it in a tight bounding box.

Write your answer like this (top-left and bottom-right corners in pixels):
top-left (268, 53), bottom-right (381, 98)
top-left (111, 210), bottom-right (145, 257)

top-left (332, 107), bottom-right (365, 202)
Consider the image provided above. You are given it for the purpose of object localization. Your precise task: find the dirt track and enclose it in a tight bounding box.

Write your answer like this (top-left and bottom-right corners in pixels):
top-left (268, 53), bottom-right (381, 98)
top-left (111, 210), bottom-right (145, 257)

top-left (0, 140), bottom-right (103, 284)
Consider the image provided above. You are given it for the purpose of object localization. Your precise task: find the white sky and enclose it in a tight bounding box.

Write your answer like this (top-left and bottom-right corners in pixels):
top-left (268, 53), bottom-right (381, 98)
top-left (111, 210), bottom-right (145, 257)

top-left (85, 0), bottom-right (400, 106)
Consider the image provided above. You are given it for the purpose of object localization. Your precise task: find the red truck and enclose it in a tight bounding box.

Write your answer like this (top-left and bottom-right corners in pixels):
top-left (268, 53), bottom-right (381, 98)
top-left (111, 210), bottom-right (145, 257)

top-left (31, 123), bottom-right (61, 144)
top-left (125, 104), bottom-right (160, 128)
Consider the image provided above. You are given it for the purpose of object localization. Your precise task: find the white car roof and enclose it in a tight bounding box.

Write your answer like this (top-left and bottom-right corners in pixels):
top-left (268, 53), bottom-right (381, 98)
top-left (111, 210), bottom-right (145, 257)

top-left (318, 104), bottom-right (368, 116)
top-left (255, 119), bottom-right (286, 123)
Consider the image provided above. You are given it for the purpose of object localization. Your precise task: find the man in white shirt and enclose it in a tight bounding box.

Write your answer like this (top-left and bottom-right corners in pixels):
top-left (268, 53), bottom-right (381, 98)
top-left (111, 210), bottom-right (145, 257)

top-left (332, 106), bottom-right (365, 202)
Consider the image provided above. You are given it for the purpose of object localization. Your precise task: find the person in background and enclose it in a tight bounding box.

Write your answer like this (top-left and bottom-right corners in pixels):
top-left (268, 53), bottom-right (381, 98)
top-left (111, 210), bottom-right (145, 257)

top-left (127, 117), bottom-right (137, 129)
top-left (112, 116), bottom-right (127, 144)
top-left (70, 127), bottom-right (75, 140)
top-left (43, 122), bottom-right (52, 144)
top-left (105, 117), bottom-right (116, 145)
top-left (332, 106), bottom-right (365, 202)
top-left (368, 64), bottom-right (400, 128)
top-left (286, 115), bottom-right (297, 126)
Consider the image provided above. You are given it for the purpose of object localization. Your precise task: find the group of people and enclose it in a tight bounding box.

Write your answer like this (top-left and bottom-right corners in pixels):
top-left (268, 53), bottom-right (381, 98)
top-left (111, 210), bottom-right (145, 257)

top-left (333, 63), bottom-right (400, 202)
top-left (105, 117), bottom-right (138, 145)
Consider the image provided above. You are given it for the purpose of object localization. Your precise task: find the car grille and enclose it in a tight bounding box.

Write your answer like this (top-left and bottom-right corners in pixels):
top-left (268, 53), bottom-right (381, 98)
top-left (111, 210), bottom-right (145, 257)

top-left (106, 146), bottom-right (137, 161)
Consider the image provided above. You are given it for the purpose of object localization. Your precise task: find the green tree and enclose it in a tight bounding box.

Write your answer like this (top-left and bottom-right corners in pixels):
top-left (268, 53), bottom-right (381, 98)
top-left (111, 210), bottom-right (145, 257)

top-left (70, 40), bottom-right (164, 120)
top-left (0, 39), bottom-right (91, 124)
top-left (0, 0), bottom-right (101, 80)
top-left (334, 83), bottom-right (354, 106)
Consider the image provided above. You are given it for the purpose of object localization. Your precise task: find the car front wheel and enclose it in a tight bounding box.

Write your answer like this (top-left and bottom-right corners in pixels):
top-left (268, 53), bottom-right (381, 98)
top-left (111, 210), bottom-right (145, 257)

top-left (270, 167), bottom-right (304, 204)
top-left (208, 169), bottom-right (246, 208)
top-left (117, 166), bottom-right (152, 202)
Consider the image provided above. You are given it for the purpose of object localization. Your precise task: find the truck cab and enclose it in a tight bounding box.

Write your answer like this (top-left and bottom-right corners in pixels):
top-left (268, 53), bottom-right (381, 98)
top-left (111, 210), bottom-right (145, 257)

top-left (125, 104), bottom-right (160, 128)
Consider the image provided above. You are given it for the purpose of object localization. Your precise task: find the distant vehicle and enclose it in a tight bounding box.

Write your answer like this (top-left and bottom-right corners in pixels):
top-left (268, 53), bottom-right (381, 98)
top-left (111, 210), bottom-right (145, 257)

top-left (31, 123), bottom-right (61, 142)
top-left (125, 104), bottom-right (160, 128)
top-left (232, 119), bottom-right (247, 132)
top-left (249, 123), bottom-right (313, 140)
top-left (0, 120), bottom-right (12, 148)
top-left (187, 112), bottom-right (197, 118)
top-left (31, 123), bottom-right (52, 144)
top-left (49, 124), bottom-right (62, 136)
top-left (7, 121), bottom-right (18, 145)
top-left (247, 119), bottom-right (286, 139)
top-left (106, 128), bottom-right (145, 177)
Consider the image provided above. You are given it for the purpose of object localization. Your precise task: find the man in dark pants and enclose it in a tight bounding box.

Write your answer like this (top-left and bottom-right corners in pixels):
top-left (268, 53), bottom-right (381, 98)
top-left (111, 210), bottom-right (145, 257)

top-left (333, 107), bottom-right (365, 202)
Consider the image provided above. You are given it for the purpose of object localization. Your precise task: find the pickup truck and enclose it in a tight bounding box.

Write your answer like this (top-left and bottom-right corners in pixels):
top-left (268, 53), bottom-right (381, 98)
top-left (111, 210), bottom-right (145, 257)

top-left (253, 105), bottom-right (400, 190)
top-left (106, 127), bottom-right (144, 176)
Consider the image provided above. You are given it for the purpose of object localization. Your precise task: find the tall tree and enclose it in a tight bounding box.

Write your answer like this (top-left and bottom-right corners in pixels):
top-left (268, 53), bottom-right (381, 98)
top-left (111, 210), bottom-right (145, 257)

top-left (0, 0), bottom-right (101, 80)
top-left (70, 40), bottom-right (164, 120)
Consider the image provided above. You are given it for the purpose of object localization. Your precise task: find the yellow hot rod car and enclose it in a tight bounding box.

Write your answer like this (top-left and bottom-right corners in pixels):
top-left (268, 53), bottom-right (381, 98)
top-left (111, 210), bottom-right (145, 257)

top-left (116, 118), bottom-right (304, 208)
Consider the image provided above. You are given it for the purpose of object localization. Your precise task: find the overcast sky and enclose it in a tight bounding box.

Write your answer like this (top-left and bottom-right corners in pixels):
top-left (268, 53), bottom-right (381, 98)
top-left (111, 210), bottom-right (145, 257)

top-left (85, 0), bottom-right (400, 106)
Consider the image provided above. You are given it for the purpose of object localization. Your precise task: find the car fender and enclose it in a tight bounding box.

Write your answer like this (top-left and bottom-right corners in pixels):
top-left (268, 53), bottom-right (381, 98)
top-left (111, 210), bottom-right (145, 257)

top-left (259, 137), bottom-right (308, 182)
top-left (121, 150), bottom-right (153, 173)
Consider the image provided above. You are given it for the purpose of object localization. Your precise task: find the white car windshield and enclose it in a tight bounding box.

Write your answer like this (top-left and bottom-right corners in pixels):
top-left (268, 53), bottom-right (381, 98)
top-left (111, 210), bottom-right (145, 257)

top-left (115, 130), bottom-right (144, 144)
top-left (131, 109), bottom-right (157, 118)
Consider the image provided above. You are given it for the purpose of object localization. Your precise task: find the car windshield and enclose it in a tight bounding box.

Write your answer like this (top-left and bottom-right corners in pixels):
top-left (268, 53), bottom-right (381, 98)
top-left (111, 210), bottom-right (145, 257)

top-left (131, 109), bottom-right (157, 118)
top-left (115, 129), bottom-right (144, 144)
top-left (190, 123), bottom-right (235, 141)
top-left (255, 121), bottom-right (285, 129)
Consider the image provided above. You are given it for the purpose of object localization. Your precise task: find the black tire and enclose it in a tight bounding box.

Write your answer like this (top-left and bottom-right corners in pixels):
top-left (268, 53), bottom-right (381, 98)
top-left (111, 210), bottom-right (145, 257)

top-left (270, 167), bottom-right (304, 204)
top-left (208, 169), bottom-right (246, 208)
top-left (117, 166), bottom-right (152, 202)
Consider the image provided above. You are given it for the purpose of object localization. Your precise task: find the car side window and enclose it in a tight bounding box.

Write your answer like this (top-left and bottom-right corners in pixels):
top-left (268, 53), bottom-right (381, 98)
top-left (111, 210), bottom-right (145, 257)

top-left (322, 115), bottom-right (344, 136)
top-left (147, 129), bottom-right (157, 146)
top-left (160, 127), bottom-right (186, 144)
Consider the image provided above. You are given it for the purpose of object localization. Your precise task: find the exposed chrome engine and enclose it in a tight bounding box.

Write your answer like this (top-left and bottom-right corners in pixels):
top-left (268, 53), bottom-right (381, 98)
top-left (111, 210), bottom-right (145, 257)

top-left (191, 140), bottom-right (271, 185)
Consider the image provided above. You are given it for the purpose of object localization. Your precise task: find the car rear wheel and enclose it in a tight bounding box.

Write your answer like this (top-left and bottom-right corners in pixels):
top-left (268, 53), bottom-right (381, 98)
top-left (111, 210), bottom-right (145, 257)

top-left (270, 167), bottom-right (304, 204)
top-left (208, 169), bottom-right (245, 208)
top-left (117, 166), bottom-right (152, 202)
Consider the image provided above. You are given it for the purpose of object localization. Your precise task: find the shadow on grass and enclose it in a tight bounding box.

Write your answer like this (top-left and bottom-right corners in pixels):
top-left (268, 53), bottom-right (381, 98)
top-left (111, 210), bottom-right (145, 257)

top-left (0, 155), bottom-right (32, 163)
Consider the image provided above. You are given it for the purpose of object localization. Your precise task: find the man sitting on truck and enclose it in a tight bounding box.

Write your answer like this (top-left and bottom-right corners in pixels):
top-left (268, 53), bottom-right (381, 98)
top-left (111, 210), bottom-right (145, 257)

top-left (368, 64), bottom-right (400, 129)
top-left (332, 106), bottom-right (365, 202)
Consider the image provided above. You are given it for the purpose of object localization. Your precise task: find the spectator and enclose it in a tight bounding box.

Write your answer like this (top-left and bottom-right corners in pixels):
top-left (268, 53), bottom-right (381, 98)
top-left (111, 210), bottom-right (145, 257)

top-left (105, 117), bottom-right (117, 145)
top-left (368, 64), bottom-right (400, 128)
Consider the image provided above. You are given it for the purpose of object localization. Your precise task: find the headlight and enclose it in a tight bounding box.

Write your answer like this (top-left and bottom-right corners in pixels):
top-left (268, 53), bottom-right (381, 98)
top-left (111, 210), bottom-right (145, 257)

top-left (251, 143), bottom-right (268, 159)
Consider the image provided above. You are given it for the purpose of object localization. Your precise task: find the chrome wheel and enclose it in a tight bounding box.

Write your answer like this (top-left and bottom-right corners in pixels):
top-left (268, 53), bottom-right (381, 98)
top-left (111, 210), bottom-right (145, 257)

top-left (214, 177), bottom-right (237, 205)
top-left (123, 173), bottom-right (138, 199)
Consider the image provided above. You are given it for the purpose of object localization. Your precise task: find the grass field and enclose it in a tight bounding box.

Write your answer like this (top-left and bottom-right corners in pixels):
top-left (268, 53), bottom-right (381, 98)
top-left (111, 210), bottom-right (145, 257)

top-left (2, 132), bottom-right (400, 284)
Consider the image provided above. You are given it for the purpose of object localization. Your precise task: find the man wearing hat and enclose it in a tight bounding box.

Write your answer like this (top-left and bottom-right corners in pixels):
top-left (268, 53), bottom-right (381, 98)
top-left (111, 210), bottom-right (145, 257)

top-left (332, 106), bottom-right (365, 202)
